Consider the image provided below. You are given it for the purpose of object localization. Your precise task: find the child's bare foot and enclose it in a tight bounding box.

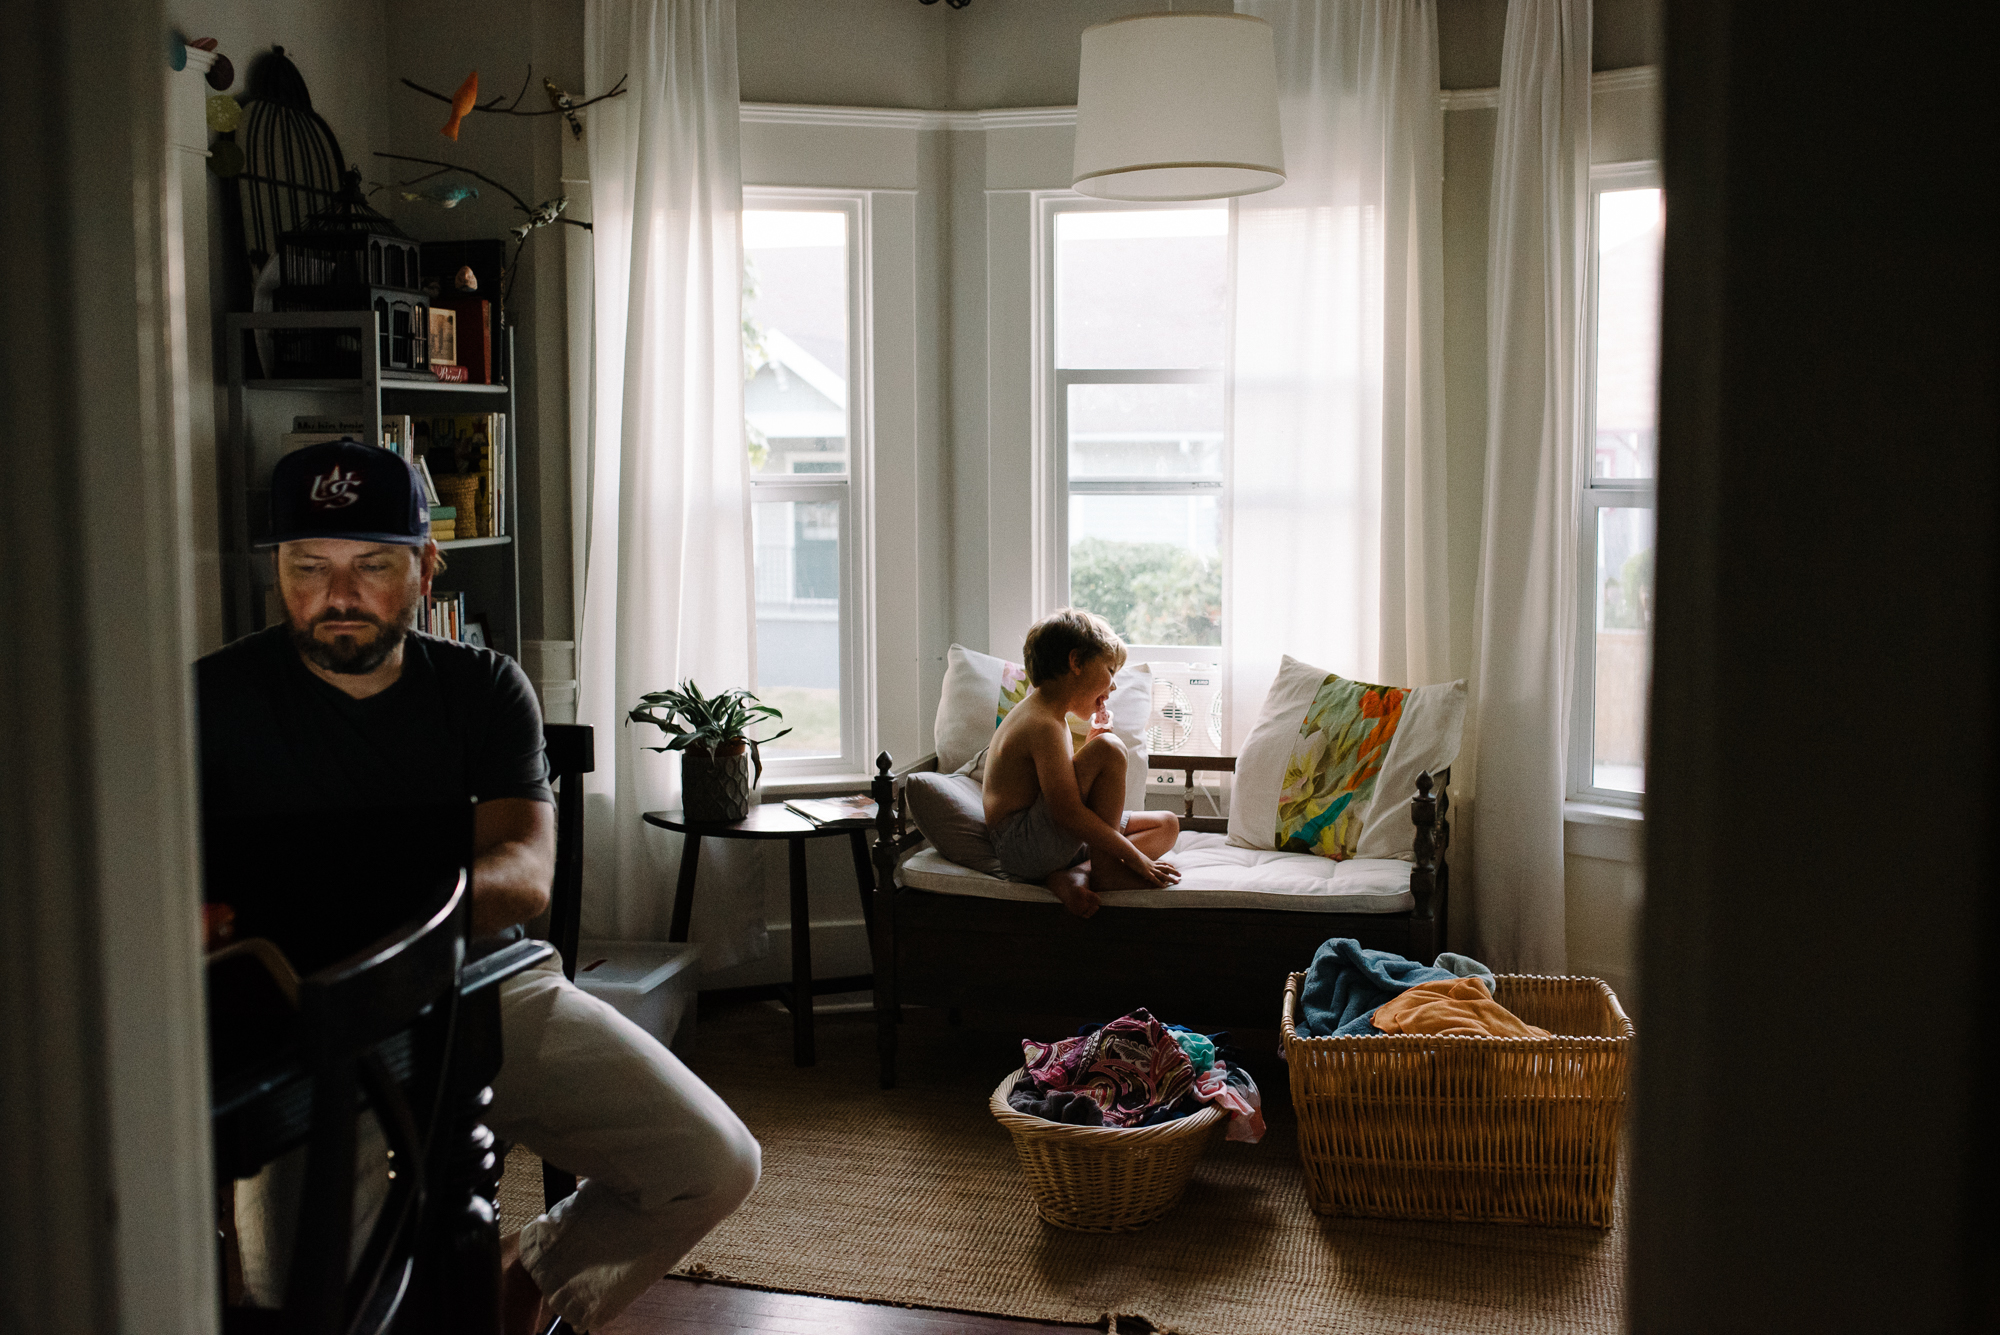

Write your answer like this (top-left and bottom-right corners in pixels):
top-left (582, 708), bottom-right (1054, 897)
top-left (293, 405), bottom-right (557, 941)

top-left (1046, 867), bottom-right (1101, 917)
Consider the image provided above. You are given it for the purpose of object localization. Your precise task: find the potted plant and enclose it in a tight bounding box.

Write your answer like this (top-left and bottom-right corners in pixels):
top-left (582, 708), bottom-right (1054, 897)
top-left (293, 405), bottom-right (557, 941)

top-left (628, 682), bottom-right (790, 822)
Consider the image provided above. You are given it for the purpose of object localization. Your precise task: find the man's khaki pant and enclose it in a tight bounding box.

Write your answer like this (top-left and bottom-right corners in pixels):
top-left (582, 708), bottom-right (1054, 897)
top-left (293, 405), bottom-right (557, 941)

top-left (238, 955), bottom-right (761, 1331)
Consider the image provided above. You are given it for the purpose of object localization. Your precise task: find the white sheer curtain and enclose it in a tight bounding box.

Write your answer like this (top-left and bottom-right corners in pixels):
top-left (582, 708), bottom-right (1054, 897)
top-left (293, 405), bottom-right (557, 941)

top-left (576, 0), bottom-right (765, 964)
top-left (1464, 0), bottom-right (1590, 972)
top-left (1227, 0), bottom-right (1449, 748)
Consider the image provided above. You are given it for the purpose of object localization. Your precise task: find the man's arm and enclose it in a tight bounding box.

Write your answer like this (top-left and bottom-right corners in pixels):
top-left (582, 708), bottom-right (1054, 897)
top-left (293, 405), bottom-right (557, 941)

top-left (471, 797), bottom-right (556, 937)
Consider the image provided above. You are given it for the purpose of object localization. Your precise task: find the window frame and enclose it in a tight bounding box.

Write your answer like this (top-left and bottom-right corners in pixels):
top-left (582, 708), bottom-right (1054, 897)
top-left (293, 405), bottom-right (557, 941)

top-left (742, 189), bottom-right (871, 779)
top-left (1569, 160), bottom-right (1661, 808)
top-left (1035, 195), bottom-right (1230, 670)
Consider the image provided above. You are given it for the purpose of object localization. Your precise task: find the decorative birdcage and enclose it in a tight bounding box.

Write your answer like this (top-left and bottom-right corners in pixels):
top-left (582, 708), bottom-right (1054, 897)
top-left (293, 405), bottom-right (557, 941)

top-left (237, 46), bottom-right (345, 275)
top-left (273, 169), bottom-right (431, 375)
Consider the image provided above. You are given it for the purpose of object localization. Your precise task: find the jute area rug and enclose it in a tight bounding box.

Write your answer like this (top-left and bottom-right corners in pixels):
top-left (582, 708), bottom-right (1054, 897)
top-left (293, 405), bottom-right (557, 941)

top-left (501, 1000), bottom-right (1624, 1335)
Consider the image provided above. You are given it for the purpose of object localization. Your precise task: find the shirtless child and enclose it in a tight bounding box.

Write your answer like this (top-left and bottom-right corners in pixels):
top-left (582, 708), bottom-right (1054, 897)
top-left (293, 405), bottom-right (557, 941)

top-left (983, 609), bottom-right (1181, 918)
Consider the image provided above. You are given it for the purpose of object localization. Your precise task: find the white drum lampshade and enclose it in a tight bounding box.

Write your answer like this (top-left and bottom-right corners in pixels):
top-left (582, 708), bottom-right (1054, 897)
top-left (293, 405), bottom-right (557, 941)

top-left (1071, 12), bottom-right (1285, 202)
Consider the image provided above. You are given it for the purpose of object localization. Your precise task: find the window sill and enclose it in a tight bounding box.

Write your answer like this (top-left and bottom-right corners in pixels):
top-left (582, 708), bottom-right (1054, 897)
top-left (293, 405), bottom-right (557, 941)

top-left (1564, 800), bottom-right (1644, 864)
top-left (758, 772), bottom-right (878, 800)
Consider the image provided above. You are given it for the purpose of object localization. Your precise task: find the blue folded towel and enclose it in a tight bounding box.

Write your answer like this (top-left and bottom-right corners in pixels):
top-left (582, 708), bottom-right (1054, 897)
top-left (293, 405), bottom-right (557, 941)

top-left (1297, 938), bottom-right (1462, 1037)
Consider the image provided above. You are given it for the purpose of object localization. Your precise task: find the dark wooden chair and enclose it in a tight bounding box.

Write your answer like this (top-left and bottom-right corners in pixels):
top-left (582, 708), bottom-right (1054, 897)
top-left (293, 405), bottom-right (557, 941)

top-left (534, 724), bottom-right (594, 1214)
top-left (209, 868), bottom-right (556, 1335)
top-left (865, 753), bottom-right (1452, 1088)
top-left (395, 932), bottom-right (557, 1335)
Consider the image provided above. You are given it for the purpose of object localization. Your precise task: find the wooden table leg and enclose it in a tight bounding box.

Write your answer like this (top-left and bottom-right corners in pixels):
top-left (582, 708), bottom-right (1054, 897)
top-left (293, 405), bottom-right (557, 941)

top-left (789, 835), bottom-right (814, 1066)
top-left (668, 833), bottom-right (701, 943)
top-left (847, 829), bottom-right (875, 941)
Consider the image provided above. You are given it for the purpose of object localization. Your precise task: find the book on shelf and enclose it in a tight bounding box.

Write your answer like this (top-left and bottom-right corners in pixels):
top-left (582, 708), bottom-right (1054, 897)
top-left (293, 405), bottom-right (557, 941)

top-left (416, 413), bottom-right (506, 539)
top-left (427, 308), bottom-right (458, 368)
top-left (384, 414), bottom-right (415, 463)
top-left (286, 415), bottom-right (418, 464)
top-left (431, 364), bottom-right (471, 384)
top-left (422, 591), bottom-right (467, 641)
top-left (783, 795), bottom-right (879, 827)
top-left (439, 297), bottom-right (492, 383)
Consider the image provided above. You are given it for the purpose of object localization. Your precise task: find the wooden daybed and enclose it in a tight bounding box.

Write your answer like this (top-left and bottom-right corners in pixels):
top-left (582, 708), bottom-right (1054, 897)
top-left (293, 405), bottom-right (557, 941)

top-left (864, 753), bottom-right (1451, 1088)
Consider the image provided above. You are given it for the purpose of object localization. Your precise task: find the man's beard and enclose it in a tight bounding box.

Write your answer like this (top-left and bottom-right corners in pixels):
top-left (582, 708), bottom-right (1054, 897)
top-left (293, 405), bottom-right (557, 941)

top-left (289, 599), bottom-right (414, 675)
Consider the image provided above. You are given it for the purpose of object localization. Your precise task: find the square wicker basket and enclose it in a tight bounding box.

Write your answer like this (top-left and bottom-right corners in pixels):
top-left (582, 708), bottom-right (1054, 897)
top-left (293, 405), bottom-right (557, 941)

top-left (1282, 971), bottom-right (1632, 1228)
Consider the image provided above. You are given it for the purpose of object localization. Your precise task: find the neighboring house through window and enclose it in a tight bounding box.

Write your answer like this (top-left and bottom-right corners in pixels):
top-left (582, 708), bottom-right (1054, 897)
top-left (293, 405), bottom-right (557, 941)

top-left (1043, 201), bottom-right (1230, 758)
top-left (1572, 162), bottom-right (1662, 802)
top-left (744, 195), bottom-right (867, 775)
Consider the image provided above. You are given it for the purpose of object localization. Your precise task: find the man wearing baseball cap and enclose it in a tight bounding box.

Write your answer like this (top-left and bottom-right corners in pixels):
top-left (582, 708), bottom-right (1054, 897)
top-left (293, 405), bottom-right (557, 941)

top-left (198, 439), bottom-right (759, 1334)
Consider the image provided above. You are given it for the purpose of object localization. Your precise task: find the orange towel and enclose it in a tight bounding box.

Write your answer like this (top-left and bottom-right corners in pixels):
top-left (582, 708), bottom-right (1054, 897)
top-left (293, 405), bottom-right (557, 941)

top-left (1371, 977), bottom-right (1551, 1038)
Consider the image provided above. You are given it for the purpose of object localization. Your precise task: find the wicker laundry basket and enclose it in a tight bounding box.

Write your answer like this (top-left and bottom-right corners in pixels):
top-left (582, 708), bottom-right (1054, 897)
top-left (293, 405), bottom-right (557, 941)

top-left (1283, 970), bottom-right (1632, 1228)
top-left (990, 1069), bottom-right (1227, 1232)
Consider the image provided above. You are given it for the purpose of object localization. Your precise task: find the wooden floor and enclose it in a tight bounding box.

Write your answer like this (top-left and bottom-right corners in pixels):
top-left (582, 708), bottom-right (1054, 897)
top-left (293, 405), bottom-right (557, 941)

top-left (600, 1276), bottom-right (1100, 1334)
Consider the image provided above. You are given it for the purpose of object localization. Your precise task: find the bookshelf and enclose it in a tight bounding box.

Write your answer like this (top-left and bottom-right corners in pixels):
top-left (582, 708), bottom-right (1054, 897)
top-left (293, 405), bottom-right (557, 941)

top-left (223, 310), bottom-right (523, 658)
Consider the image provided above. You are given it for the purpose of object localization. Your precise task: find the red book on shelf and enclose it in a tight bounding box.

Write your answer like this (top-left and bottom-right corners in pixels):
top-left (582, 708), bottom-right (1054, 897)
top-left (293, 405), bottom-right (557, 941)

top-left (442, 298), bottom-right (494, 383)
top-left (431, 364), bottom-right (471, 383)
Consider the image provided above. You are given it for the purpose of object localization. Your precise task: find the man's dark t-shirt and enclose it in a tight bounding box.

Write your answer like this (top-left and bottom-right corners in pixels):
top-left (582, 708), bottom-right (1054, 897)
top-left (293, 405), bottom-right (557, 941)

top-left (197, 625), bottom-right (552, 971)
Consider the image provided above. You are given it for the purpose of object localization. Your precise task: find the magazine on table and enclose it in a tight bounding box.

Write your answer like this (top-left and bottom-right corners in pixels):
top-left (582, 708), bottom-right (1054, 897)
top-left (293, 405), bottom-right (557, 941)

top-left (783, 795), bottom-right (879, 827)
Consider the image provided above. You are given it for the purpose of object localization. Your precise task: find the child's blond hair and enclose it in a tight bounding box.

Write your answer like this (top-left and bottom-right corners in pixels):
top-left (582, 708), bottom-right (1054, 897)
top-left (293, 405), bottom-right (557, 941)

top-left (1021, 608), bottom-right (1127, 686)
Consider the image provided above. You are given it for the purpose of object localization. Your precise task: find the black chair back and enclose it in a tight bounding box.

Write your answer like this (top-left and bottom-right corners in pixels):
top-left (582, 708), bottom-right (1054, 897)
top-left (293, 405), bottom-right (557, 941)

top-left (536, 724), bottom-right (594, 1216)
top-left (542, 724), bottom-right (594, 981)
top-left (278, 869), bottom-right (468, 1335)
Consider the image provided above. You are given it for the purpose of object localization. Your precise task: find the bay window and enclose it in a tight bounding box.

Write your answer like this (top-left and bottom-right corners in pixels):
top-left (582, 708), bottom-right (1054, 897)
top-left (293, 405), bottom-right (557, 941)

top-left (743, 195), bottom-right (867, 776)
top-left (1572, 163), bottom-right (1662, 802)
top-left (1042, 203), bottom-right (1230, 760)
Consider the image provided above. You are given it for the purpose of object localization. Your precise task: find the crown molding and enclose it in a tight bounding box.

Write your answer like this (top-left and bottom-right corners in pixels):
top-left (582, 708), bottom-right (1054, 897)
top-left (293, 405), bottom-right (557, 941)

top-left (742, 69), bottom-right (1653, 131)
top-left (1439, 65), bottom-right (1658, 113)
top-left (740, 103), bottom-right (940, 130)
top-left (739, 102), bottom-right (1076, 132)
top-left (1438, 86), bottom-right (1499, 111)
top-left (1591, 65), bottom-right (1660, 95)
top-left (972, 106), bottom-right (1078, 130)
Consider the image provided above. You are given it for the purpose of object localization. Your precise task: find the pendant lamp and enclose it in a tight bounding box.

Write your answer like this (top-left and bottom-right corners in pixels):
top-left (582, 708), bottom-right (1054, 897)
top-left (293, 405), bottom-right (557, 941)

top-left (1071, 11), bottom-right (1285, 202)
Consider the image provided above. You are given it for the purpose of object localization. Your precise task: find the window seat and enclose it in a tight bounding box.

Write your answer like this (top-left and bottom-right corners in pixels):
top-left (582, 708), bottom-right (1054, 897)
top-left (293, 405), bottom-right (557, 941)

top-left (898, 831), bottom-right (1416, 913)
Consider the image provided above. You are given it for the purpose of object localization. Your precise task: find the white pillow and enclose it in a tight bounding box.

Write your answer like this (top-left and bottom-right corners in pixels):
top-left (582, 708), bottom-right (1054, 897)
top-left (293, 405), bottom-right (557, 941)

top-left (1227, 655), bottom-right (1465, 860)
top-left (933, 643), bottom-right (1152, 812)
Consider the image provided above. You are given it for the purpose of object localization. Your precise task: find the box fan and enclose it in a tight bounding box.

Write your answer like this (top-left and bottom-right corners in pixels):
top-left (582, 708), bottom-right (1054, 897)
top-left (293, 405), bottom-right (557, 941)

top-left (1144, 661), bottom-right (1226, 815)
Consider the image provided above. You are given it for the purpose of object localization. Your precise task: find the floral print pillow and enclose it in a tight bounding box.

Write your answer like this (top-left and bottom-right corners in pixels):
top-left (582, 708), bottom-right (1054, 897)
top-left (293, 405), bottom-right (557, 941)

top-left (1274, 676), bottom-right (1409, 860)
top-left (996, 660), bottom-right (1031, 726)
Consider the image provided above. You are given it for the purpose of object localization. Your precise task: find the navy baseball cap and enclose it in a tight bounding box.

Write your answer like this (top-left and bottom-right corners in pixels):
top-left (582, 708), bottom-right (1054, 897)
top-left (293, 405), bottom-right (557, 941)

top-left (261, 438), bottom-right (430, 547)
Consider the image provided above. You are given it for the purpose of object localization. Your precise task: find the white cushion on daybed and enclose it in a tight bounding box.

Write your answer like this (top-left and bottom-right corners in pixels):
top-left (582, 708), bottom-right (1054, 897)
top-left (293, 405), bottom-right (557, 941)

top-left (896, 831), bottom-right (1415, 913)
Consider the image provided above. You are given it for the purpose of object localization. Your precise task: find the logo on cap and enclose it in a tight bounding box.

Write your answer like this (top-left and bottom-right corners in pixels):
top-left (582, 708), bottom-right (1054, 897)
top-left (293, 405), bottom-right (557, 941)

top-left (308, 467), bottom-right (364, 510)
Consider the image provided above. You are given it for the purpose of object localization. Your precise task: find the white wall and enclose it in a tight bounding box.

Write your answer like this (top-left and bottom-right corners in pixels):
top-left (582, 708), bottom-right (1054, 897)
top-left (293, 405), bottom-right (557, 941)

top-left (4, 1), bottom-right (214, 1325)
top-left (738, 0), bottom-right (948, 109)
top-left (736, 0), bottom-right (1231, 113)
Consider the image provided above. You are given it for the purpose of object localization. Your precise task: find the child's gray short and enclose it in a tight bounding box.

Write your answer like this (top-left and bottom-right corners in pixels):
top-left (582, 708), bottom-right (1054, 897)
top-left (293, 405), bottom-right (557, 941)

top-left (991, 794), bottom-right (1091, 881)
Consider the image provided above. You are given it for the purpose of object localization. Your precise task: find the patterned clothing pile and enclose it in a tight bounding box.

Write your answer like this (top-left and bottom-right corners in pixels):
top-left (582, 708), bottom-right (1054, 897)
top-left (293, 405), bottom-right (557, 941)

top-left (1009, 1008), bottom-right (1265, 1142)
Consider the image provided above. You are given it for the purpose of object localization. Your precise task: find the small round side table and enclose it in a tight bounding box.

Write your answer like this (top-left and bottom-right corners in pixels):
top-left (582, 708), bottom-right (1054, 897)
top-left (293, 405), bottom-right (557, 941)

top-left (641, 804), bottom-right (877, 1066)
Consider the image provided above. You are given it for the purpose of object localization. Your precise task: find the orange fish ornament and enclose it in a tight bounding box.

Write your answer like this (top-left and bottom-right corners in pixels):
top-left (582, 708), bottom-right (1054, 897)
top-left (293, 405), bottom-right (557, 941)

top-left (441, 70), bottom-right (478, 140)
